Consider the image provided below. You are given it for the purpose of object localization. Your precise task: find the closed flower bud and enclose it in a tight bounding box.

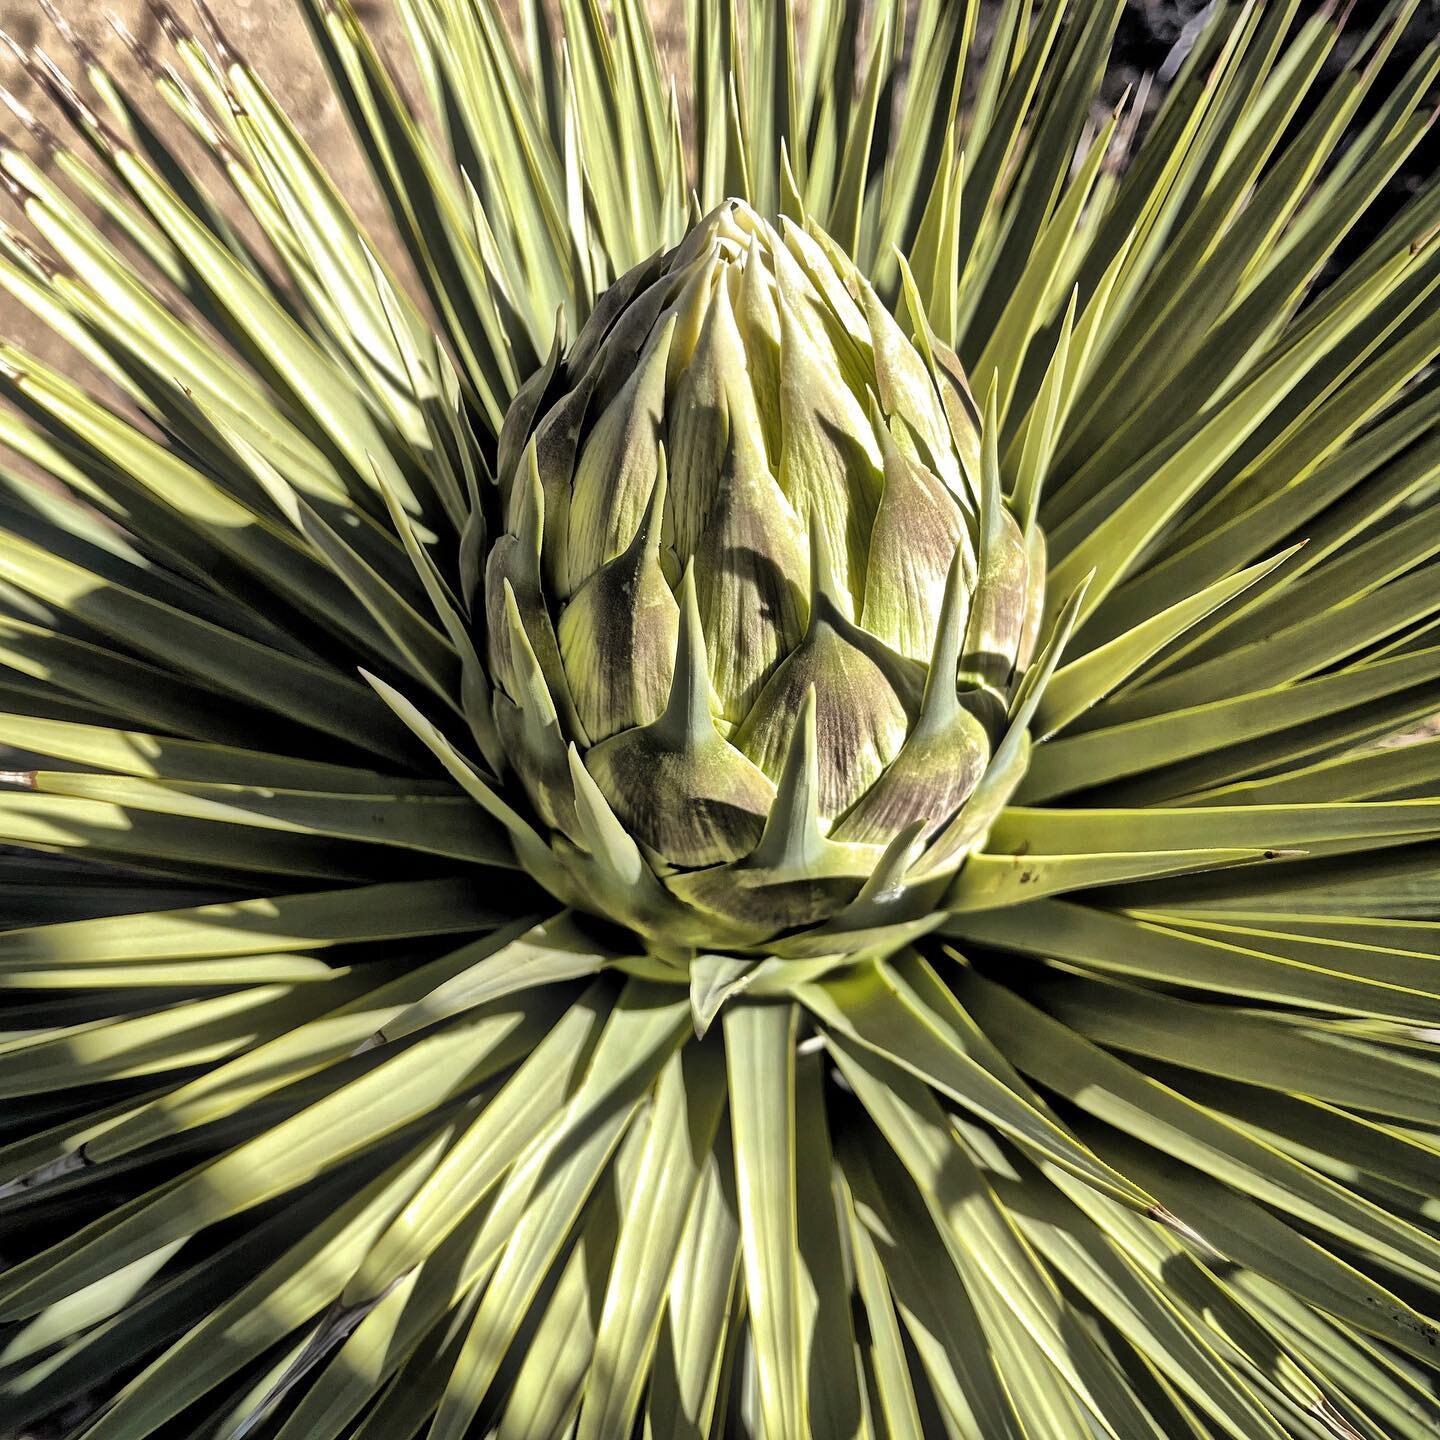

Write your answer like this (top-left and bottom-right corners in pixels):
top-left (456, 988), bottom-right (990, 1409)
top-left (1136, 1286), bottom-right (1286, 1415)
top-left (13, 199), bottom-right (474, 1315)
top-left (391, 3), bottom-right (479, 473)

top-left (485, 200), bottom-right (1045, 951)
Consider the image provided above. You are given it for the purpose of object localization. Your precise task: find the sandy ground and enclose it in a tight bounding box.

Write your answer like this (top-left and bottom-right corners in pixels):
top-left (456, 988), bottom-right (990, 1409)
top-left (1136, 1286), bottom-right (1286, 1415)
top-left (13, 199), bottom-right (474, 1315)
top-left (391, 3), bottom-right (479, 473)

top-left (0, 0), bottom-right (416, 369)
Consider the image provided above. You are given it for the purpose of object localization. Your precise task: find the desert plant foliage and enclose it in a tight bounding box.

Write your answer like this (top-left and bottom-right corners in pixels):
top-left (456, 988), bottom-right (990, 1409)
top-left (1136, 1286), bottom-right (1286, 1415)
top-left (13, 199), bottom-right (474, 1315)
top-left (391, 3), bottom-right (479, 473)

top-left (0, 0), bottom-right (1438, 1436)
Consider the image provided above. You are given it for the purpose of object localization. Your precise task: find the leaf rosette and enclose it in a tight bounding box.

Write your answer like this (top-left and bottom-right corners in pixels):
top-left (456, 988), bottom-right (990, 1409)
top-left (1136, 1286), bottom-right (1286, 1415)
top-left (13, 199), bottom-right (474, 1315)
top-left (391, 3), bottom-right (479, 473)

top-left (1, 1), bottom-right (1439, 1436)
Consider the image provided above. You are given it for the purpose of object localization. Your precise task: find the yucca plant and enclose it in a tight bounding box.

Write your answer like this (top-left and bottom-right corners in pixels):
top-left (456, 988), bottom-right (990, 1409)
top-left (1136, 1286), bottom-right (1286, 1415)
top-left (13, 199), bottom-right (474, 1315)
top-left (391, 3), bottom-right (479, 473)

top-left (0, 0), bottom-right (1438, 1435)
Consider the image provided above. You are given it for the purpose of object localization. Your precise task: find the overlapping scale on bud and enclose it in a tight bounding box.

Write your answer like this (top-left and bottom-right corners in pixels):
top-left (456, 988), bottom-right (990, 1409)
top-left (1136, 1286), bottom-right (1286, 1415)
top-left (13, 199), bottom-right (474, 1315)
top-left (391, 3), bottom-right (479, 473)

top-left (483, 200), bottom-right (1047, 953)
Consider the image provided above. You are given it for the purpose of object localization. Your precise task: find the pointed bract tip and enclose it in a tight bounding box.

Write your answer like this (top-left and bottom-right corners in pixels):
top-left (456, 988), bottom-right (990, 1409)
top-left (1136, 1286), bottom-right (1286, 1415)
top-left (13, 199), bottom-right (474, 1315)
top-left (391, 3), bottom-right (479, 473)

top-left (0, 1145), bottom-right (89, 1199)
top-left (190, 0), bottom-right (237, 64)
top-left (981, 374), bottom-right (1001, 430)
top-left (785, 685), bottom-right (820, 791)
top-left (805, 508), bottom-right (846, 617)
top-left (749, 684), bottom-right (824, 870)
top-left (107, 11), bottom-right (138, 46)
top-left (38, 0), bottom-right (89, 60)
top-left (349, 1028), bottom-right (387, 1056)
top-left (1310, 1397), bottom-right (1364, 1440)
top-left (0, 84), bottom-right (53, 147)
top-left (658, 558), bottom-right (715, 743)
top-left (31, 47), bottom-right (121, 148)
top-left (778, 141), bottom-right (806, 222)
top-left (3, 228), bottom-right (58, 277)
top-left (564, 740), bottom-right (586, 785)
top-left (145, 0), bottom-right (189, 47)
top-left (1411, 219), bottom-right (1440, 256)
top-left (639, 443), bottom-right (668, 548)
top-left (0, 28), bottom-right (32, 68)
top-left (1149, 1204), bottom-right (1223, 1259)
top-left (855, 819), bottom-right (928, 904)
top-left (108, 14), bottom-right (161, 76)
top-left (788, 685), bottom-right (820, 774)
top-left (919, 543), bottom-right (970, 723)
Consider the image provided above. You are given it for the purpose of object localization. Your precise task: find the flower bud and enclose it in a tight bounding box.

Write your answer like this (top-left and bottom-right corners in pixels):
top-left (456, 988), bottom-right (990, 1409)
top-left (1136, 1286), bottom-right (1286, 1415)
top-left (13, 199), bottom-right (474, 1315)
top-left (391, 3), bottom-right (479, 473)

top-left (484, 200), bottom-right (1044, 951)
